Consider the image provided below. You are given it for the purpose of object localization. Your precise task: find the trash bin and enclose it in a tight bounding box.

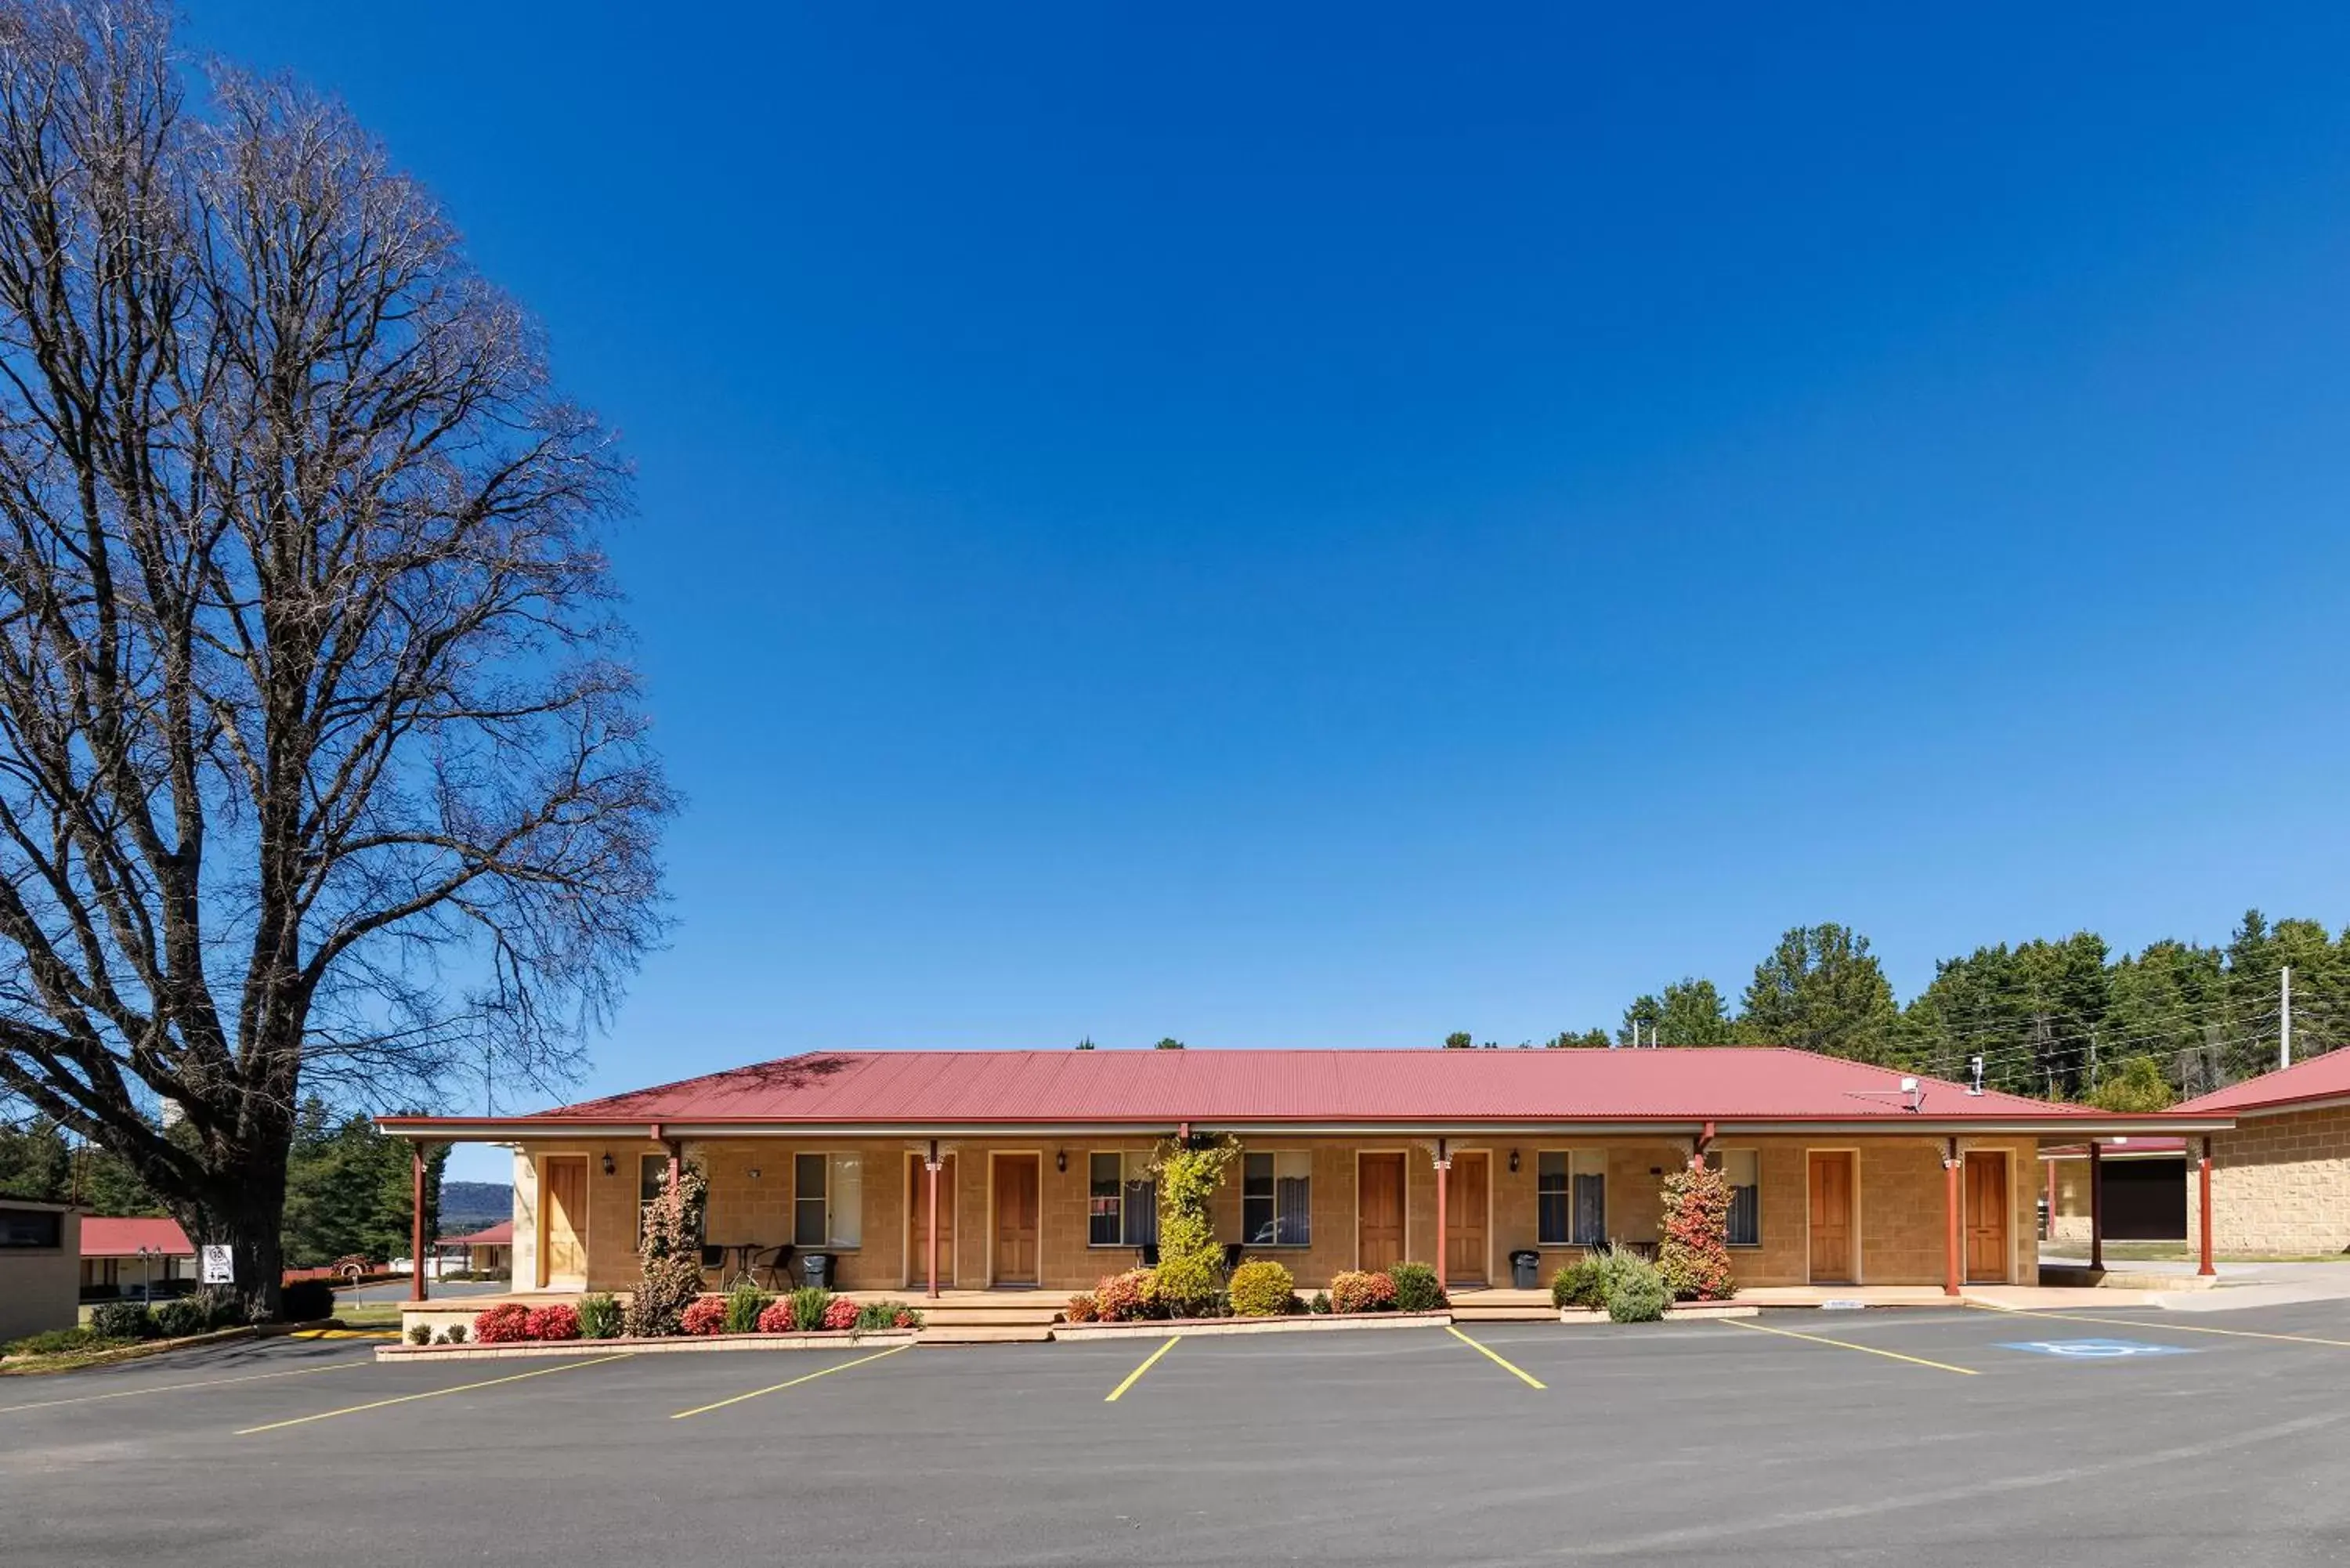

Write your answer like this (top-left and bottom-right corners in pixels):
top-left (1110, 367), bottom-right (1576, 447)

top-left (1509, 1248), bottom-right (1540, 1289)
top-left (800, 1252), bottom-right (833, 1288)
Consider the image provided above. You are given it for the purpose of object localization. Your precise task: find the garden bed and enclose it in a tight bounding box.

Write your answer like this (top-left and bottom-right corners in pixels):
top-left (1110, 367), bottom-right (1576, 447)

top-left (1051, 1310), bottom-right (1451, 1342)
top-left (0, 1319), bottom-right (331, 1376)
top-left (1555, 1302), bottom-right (1757, 1324)
top-left (374, 1328), bottom-right (917, 1360)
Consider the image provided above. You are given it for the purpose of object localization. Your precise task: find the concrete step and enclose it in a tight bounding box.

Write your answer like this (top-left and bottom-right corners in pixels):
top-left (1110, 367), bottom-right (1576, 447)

top-left (1450, 1302), bottom-right (1556, 1321)
top-left (916, 1324), bottom-right (1058, 1345)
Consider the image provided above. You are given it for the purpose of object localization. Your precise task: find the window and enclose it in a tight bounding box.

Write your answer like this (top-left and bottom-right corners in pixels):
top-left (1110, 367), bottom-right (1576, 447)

top-left (1089, 1153), bottom-right (1158, 1247)
top-left (1545, 1151), bottom-right (1607, 1246)
top-left (0, 1207), bottom-right (60, 1248)
top-left (794, 1153), bottom-right (863, 1248)
top-left (1242, 1151), bottom-right (1311, 1247)
top-left (1707, 1148), bottom-right (1761, 1247)
top-left (1537, 1153), bottom-right (1569, 1245)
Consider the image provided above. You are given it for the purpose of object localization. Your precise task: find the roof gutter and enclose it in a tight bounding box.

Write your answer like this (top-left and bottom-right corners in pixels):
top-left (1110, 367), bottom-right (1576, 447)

top-left (375, 1113), bottom-right (2234, 1141)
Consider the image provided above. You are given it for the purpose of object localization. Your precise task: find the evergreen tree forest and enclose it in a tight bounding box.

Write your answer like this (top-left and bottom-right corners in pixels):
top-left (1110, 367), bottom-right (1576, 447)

top-left (1459, 909), bottom-right (2340, 1107)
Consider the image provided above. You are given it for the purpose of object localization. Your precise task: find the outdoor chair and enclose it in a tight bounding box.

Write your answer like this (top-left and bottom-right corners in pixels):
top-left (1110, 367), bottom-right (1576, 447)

top-left (1137, 1244), bottom-right (1160, 1267)
top-left (753, 1244), bottom-right (796, 1290)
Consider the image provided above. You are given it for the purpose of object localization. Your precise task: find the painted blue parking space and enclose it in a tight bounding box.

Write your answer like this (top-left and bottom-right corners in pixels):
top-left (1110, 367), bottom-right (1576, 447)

top-left (1994, 1337), bottom-right (2196, 1360)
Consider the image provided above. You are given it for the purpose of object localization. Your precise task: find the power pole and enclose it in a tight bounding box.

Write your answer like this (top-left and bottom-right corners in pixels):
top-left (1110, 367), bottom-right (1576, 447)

top-left (2280, 966), bottom-right (2293, 1072)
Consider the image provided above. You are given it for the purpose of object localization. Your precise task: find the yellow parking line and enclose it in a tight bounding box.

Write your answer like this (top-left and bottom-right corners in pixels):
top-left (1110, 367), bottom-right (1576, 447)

top-left (1723, 1316), bottom-right (1977, 1375)
top-left (237, 1353), bottom-right (632, 1435)
top-left (1971, 1305), bottom-right (2350, 1349)
top-left (1445, 1326), bottom-right (1546, 1389)
top-left (1104, 1335), bottom-right (1181, 1403)
top-left (0, 1359), bottom-right (363, 1414)
top-left (671, 1344), bottom-right (910, 1420)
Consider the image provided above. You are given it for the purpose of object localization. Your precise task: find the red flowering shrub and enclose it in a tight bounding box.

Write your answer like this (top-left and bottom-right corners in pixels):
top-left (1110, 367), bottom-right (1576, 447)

top-left (822, 1296), bottom-right (860, 1331)
top-left (892, 1308), bottom-right (920, 1329)
top-left (1329, 1270), bottom-right (1397, 1314)
top-left (680, 1296), bottom-right (728, 1335)
top-left (526, 1303), bottom-right (580, 1341)
top-left (1094, 1269), bottom-right (1159, 1322)
top-left (473, 1302), bottom-right (533, 1343)
top-left (1658, 1161), bottom-right (1737, 1302)
top-left (755, 1300), bottom-right (797, 1334)
top-left (1065, 1292), bottom-right (1099, 1324)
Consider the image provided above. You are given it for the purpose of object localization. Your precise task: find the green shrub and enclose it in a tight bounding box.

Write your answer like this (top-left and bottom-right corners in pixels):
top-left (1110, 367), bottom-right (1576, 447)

top-left (190, 1288), bottom-right (242, 1332)
top-left (89, 1299), bottom-right (155, 1340)
top-left (439, 1324), bottom-right (468, 1345)
top-left (854, 1299), bottom-right (921, 1332)
top-left (5, 1325), bottom-right (101, 1357)
top-left (1308, 1291), bottom-right (1332, 1315)
top-left (1658, 1162), bottom-right (1737, 1302)
top-left (577, 1292), bottom-right (624, 1339)
top-left (151, 1296), bottom-right (211, 1339)
top-left (280, 1277), bottom-right (336, 1322)
top-left (1227, 1259), bottom-right (1296, 1317)
top-left (1389, 1261), bottom-right (1447, 1314)
top-left (786, 1284), bottom-right (833, 1333)
top-left (1605, 1266), bottom-right (1670, 1323)
top-left (723, 1281), bottom-right (771, 1335)
top-left (406, 1323), bottom-right (432, 1346)
top-left (1552, 1252), bottom-right (1611, 1310)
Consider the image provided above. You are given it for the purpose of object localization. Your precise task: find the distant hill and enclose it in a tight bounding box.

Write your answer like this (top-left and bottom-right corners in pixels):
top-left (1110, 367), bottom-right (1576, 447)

top-left (440, 1180), bottom-right (512, 1230)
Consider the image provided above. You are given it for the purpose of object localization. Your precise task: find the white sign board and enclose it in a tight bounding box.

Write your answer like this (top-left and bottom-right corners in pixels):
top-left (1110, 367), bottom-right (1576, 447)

top-left (200, 1245), bottom-right (234, 1285)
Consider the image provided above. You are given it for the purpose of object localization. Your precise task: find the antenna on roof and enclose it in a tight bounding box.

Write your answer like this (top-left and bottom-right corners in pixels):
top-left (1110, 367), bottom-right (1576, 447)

top-left (1969, 1056), bottom-right (1986, 1097)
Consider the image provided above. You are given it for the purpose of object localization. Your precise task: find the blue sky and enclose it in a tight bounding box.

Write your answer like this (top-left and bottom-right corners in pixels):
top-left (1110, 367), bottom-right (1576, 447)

top-left (185, 5), bottom-right (2350, 1179)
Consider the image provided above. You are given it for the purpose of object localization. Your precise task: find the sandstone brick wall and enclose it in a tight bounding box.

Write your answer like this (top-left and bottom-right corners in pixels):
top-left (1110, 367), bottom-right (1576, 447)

top-left (501, 1130), bottom-right (2037, 1294)
top-left (2187, 1106), bottom-right (2350, 1255)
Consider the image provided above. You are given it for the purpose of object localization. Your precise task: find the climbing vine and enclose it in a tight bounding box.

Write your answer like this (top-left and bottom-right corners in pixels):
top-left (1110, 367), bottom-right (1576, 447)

top-left (1151, 1134), bottom-right (1237, 1316)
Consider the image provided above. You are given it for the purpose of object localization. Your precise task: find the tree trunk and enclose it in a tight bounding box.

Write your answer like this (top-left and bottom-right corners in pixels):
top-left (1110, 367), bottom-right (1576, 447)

top-left (180, 1143), bottom-right (291, 1319)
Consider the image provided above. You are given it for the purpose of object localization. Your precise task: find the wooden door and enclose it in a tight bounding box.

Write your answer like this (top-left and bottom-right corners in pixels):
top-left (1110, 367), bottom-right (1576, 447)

top-left (542, 1157), bottom-right (588, 1287)
top-left (1446, 1153), bottom-right (1490, 1284)
top-left (1358, 1153), bottom-right (1405, 1273)
top-left (1965, 1151), bottom-right (2009, 1282)
top-left (907, 1154), bottom-right (958, 1288)
top-left (992, 1155), bottom-right (1039, 1285)
top-left (1806, 1151), bottom-right (1855, 1284)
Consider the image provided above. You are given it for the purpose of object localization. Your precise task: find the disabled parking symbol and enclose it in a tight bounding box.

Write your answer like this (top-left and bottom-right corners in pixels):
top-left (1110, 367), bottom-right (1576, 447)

top-left (1995, 1337), bottom-right (2194, 1360)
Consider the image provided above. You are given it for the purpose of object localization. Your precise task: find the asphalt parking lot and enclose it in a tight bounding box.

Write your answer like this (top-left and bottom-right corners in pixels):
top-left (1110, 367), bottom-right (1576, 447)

top-left (8, 1302), bottom-right (2350, 1566)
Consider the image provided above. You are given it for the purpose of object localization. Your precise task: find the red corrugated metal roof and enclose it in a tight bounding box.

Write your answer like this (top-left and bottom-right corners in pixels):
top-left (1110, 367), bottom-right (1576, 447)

top-left (392, 1046), bottom-right (2117, 1128)
top-left (2178, 1050), bottom-right (2350, 1117)
top-left (79, 1216), bottom-right (192, 1258)
top-left (443, 1220), bottom-right (511, 1247)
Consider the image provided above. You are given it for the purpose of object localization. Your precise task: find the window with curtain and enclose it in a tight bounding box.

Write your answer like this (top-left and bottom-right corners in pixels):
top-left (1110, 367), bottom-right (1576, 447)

top-left (1706, 1148), bottom-right (1761, 1246)
top-left (1570, 1151), bottom-right (1607, 1247)
top-left (794, 1153), bottom-right (864, 1248)
top-left (1537, 1152), bottom-right (1571, 1245)
top-left (1242, 1151), bottom-right (1311, 1247)
top-left (1090, 1153), bottom-right (1159, 1247)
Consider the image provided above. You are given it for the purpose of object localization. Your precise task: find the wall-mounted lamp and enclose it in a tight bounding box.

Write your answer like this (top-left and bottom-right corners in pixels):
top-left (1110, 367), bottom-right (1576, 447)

top-left (600, 1153), bottom-right (616, 1177)
top-left (1054, 1148), bottom-right (1067, 1174)
top-left (747, 1168), bottom-right (761, 1180)
top-left (1508, 1149), bottom-right (1520, 1174)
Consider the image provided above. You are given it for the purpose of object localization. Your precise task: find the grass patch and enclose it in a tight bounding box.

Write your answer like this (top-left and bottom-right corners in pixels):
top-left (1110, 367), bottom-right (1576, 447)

top-left (332, 1301), bottom-right (403, 1329)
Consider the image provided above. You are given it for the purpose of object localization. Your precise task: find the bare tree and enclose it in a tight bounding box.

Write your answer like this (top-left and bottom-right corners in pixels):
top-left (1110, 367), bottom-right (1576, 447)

top-left (0, 2), bottom-right (672, 1309)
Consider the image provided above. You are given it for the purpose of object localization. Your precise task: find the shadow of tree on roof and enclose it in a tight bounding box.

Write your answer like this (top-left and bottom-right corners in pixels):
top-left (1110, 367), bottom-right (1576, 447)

top-left (714, 1055), bottom-right (859, 1090)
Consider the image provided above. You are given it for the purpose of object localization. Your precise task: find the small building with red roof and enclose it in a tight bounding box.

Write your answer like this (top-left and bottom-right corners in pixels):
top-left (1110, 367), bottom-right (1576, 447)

top-left (2176, 1050), bottom-right (2350, 1255)
top-left (442, 1219), bottom-right (513, 1277)
top-left (380, 1046), bottom-right (2223, 1306)
top-left (78, 1215), bottom-right (197, 1299)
